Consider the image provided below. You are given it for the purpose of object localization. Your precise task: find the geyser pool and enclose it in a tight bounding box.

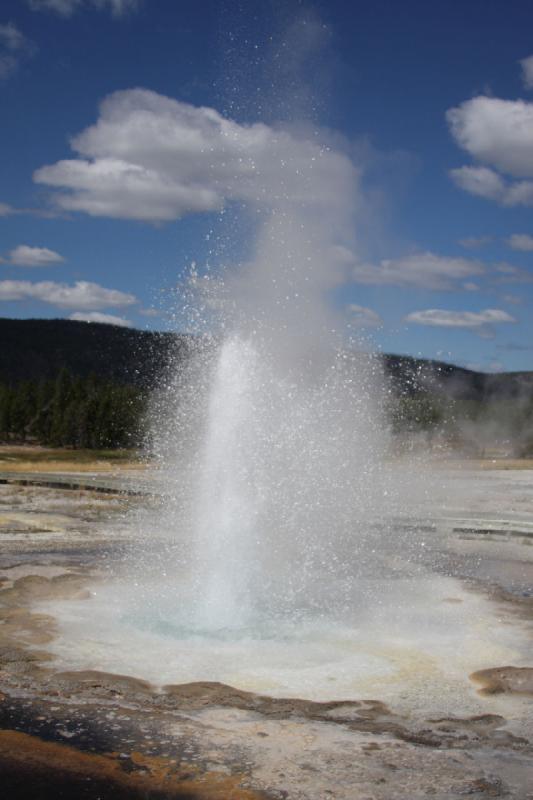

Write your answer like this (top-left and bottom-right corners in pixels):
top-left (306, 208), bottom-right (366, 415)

top-left (39, 561), bottom-right (530, 712)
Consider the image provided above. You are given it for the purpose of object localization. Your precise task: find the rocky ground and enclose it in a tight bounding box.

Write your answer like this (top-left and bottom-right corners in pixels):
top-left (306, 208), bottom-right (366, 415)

top-left (0, 461), bottom-right (532, 799)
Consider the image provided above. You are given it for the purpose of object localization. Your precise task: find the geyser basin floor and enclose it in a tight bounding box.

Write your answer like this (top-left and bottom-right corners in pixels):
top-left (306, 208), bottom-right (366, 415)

top-left (38, 570), bottom-right (532, 716)
top-left (1, 470), bottom-right (533, 799)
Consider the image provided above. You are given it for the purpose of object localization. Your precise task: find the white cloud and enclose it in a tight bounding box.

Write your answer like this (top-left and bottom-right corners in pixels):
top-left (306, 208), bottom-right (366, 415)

top-left (349, 250), bottom-right (485, 291)
top-left (447, 96), bottom-right (533, 178)
top-left (450, 166), bottom-right (533, 208)
top-left (69, 311), bottom-right (132, 326)
top-left (28, 0), bottom-right (140, 17)
top-left (0, 279), bottom-right (136, 310)
top-left (101, 0), bottom-right (140, 12)
top-left (506, 233), bottom-right (533, 251)
top-left (0, 22), bottom-right (34, 80)
top-left (0, 22), bottom-right (24, 50)
top-left (488, 360), bottom-right (505, 372)
top-left (7, 244), bottom-right (64, 267)
top-left (347, 303), bottom-right (382, 328)
top-left (493, 261), bottom-right (533, 284)
top-left (405, 307), bottom-right (515, 337)
top-left (34, 88), bottom-right (357, 223)
top-left (139, 306), bottom-right (162, 317)
top-left (520, 55), bottom-right (533, 89)
top-left (496, 341), bottom-right (533, 351)
top-left (449, 165), bottom-right (507, 202)
top-left (503, 180), bottom-right (533, 206)
top-left (458, 235), bottom-right (492, 249)
top-left (447, 94), bottom-right (533, 205)
top-left (29, 0), bottom-right (82, 13)
top-left (0, 201), bottom-right (61, 218)
top-left (501, 293), bottom-right (523, 305)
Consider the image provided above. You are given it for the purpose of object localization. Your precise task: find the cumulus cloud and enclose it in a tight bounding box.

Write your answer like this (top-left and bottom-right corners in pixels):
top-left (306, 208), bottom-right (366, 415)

top-left (349, 250), bottom-right (485, 291)
top-left (493, 261), bottom-right (533, 284)
top-left (504, 180), bottom-right (533, 205)
top-left (7, 244), bottom-right (64, 267)
top-left (33, 88), bottom-right (358, 223)
top-left (0, 279), bottom-right (136, 310)
top-left (507, 233), bottom-right (533, 251)
top-left (500, 293), bottom-right (523, 305)
top-left (28, 0), bottom-right (140, 17)
top-left (0, 22), bottom-right (34, 81)
top-left (405, 307), bottom-right (516, 337)
top-left (339, 244), bottom-right (531, 293)
top-left (69, 310), bottom-right (132, 326)
top-left (520, 55), bottom-right (533, 89)
top-left (447, 94), bottom-right (533, 205)
top-left (0, 201), bottom-right (62, 218)
top-left (450, 166), bottom-right (533, 207)
top-left (450, 165), bottom-right (507, 202)
top-left (347, 303), bottom-right (382, 328)
top-left (447, 96), bottom-right (533, 177)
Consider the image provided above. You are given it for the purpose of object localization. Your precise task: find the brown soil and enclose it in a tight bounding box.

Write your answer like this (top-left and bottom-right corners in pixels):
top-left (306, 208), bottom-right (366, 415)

top-left (471, 667), bottom-right (533, 697)
top-left (0, 730), bottom-right (264, 799)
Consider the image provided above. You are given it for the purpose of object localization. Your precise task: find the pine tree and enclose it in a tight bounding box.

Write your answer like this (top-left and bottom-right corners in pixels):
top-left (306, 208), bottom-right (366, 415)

top-left (0, 385), bottom-right (12, 441)
top-left (49, 368), bottom-right (74, 446)
top-left (0, 368), bottom-right (146, 449)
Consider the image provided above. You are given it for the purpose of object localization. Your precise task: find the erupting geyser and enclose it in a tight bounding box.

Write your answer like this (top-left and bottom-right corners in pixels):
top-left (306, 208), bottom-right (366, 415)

top-left (37, 115), bottom-right (530, 703)
top-left (27, 18), bottom-right (533, 715)
top-left (146, 327), bottom-right (388, 635)
top-left (139, 134), bottom-right (392, 634)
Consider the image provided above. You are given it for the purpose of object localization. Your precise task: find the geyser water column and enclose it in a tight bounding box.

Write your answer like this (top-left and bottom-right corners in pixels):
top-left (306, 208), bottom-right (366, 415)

top-left (191, 335), bottom-right (260, 630)
top-left (103, 88), bottom-right (395, 636)
top-left (141, 157), bottom-right (392, 633)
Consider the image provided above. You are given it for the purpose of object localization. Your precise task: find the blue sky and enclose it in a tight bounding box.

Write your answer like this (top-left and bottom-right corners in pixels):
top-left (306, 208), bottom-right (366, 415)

top-left (2, 0), bottom-right (533, 371)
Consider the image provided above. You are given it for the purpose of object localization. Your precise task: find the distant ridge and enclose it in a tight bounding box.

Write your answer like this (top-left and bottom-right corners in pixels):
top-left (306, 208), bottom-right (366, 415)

top-left (0, 318), bottom-right (532, 402)
top-left (0, 318), bottom-right (189, 389)
top-left (382, 353), bottom-right (533, 403)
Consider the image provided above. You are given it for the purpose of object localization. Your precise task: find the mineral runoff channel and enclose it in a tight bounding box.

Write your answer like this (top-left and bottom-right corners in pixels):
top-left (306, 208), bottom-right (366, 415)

top-left (0, 456), bottom-right (532, 799)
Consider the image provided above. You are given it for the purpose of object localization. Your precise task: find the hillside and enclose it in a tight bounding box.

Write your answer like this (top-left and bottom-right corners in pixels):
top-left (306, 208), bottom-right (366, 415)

top-left (1, 318), bottom-right (533, 454)
top-left (381, 353), bottom-right (533, 403)
top-left (0, 318), bottom-right (189, 389)
top-left (0, 317), bottom-right (532, 400)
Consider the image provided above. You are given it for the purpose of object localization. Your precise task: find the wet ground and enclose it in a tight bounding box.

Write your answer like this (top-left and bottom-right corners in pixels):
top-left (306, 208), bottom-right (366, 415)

top-left (0, 462), bottom-right (532, 799)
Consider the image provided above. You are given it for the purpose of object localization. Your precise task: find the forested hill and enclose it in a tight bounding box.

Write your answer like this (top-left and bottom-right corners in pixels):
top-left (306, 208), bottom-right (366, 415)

top-left (0, 317), bottom-right (189, 389)
top-left (0, 317), bottom-right (532, 401)
top-left (382, 353), bottom-right (533, 403)
top-left (1, 318), bottom-right (533, 451)
top-left (0, 319), bottom-right (191, 447)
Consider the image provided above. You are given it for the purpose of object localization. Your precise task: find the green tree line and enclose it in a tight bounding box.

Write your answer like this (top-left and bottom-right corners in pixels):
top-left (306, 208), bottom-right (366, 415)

top-left (0, 369), bottom-right (146, 449)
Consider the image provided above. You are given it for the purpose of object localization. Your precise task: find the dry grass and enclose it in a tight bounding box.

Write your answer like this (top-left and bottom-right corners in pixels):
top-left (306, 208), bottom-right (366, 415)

top-left (0, 446), bottom-right (146, 473)
top-left (445, 458), bottom-right (533, 471)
